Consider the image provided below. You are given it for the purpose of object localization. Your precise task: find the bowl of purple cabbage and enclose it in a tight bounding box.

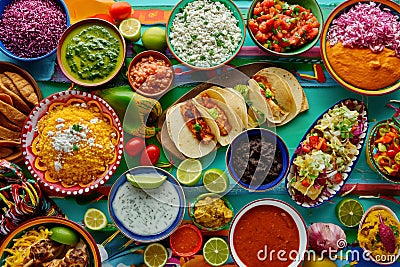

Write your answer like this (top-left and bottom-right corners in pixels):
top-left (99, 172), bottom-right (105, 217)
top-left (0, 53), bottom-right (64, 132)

top-left (0, 0), bottom-right (70, 62)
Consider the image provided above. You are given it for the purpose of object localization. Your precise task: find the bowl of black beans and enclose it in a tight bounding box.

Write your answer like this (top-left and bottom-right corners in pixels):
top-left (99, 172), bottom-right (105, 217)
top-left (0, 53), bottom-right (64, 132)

top-left (226, 128), bottom-right (289, 192)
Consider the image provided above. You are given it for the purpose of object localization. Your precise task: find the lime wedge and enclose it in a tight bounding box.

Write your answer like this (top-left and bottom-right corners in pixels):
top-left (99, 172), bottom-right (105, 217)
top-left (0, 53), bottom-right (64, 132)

top-left (335, 198), bottom-right (364, 227)
top-left (144, 243), bottom-right (168, 267)
top-left (84, 208), bottom-right (108, 231)
top-left (119, 18), bottom-right (141, 42)
top-left (203, 237), bottom-right (229, 266)
top-left (126, 173), bottom-right (167, 189)
top-left (203, 168), bottom-right (229, 194)
top-left (176, 158), bottom-right (202, 186)
top-left (49, 226), bottom-right (79, 245)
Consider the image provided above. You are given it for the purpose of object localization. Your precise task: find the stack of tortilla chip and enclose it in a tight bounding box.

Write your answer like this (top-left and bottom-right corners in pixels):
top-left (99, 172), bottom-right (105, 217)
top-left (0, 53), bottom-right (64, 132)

top-left (0, 70), bottom-right (40, 163)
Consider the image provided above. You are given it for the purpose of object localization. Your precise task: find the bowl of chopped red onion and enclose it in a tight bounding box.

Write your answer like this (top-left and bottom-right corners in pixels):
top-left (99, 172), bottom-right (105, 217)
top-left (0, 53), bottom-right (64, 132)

top-left (0, 0), bottom-right (70, 62)
top-left (321, 0), bottom-right (400, 96)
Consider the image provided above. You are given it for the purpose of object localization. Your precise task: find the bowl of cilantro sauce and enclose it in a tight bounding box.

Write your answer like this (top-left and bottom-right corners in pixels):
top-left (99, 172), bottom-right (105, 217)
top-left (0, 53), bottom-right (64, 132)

top-left (57, 18), bottom-right (126, 87)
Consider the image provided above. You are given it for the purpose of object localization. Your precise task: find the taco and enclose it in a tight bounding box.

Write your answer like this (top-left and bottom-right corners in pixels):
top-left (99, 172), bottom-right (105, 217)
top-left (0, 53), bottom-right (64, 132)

top-left (166, 100), bottom-right (220, 158)
top-left (250, 68), bottom-right (298, 125)
top-left (260, 67), bottom-right (308, 113)
top-left (232, 81), bottom-right (268, 128)
top-left (193, 88), bottom-right (243, 146)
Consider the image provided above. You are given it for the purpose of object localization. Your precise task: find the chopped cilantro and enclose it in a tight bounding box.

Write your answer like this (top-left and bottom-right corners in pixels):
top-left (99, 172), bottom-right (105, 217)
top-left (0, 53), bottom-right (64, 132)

top-left (191, 34), bottom-right (198, 40)
top-left (73, 144), bottom-right (79, 151)
top-left (282, 37), bottom-right (288, 42)
top-left (216, 39), bottom-right (224, 47)
top-left (272, 27), bottom-right (277, 34)
top-left (209, 50), bottom-right (214, 56)
top-left (282, 3), bottom-right (290, 10)
top-left (194, 123), bottom-right (202, 133)
top-left (200, 55), bottom-right (206, 60)
top-left (390, 225), bottom-right (399, 237)
top-left (72, 124), bottom-right (82, 132)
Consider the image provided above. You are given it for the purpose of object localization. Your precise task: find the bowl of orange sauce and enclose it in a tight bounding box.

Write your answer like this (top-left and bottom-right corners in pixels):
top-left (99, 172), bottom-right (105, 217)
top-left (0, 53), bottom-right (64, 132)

top-left (169, 224), bottom-right (203, 257)
top-left (228, 198), bottom-right (307, 267)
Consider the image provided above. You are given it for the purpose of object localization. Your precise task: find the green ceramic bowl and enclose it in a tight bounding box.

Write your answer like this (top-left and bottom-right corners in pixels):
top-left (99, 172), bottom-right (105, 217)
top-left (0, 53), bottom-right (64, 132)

top-left (247, 0), bottom-right (323, 57)
top-left (366, 119), bottom-right (400, 184)
top-left (166, 0), bottom-right (245, 70)
top-left (189, 193), bottom-right (234, 232)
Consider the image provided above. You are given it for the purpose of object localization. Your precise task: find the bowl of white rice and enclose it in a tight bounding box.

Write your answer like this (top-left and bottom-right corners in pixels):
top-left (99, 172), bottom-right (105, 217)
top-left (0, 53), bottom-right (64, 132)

top-left (167, 0), bottom-right (245, 69)
top-left (0, 0), bottom-right (70, 62)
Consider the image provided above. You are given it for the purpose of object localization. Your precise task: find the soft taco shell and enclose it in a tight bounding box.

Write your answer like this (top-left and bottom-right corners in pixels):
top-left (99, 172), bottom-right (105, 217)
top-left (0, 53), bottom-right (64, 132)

top-left (166, 100), bottom-right (220, 158)
top-left (213, 87), bottom-right (248, 128)
top-left (252, 69), bottom-right (297, 125)
top-left (262, 67), bottom-right (308, 113)
top-left (193, 88), bottom-right (243, 146)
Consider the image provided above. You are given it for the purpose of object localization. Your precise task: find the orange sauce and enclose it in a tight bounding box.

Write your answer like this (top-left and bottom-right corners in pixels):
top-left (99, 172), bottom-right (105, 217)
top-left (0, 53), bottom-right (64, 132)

top-left (170, 225), bottom-right (201, 256)
top-left (233, 205), bottom-right (300, 267)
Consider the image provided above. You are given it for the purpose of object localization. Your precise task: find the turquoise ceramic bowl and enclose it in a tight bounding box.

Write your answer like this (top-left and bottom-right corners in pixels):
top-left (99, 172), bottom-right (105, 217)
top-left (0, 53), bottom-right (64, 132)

top-left (247, 0), bottom-right (323, 57)
top-left (166, 0), bottom-right (245, 69)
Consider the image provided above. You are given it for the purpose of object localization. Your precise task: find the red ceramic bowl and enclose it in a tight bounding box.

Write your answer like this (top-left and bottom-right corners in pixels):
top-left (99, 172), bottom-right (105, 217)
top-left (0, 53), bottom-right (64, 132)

top-left (0, 216), bottom-right (101, 267)
top-left (127, 50), bottom-right (174, 99)
top-left (21, 90), bottom-right (124, 196)
top-left (169, 224), bottom-right (203, 257)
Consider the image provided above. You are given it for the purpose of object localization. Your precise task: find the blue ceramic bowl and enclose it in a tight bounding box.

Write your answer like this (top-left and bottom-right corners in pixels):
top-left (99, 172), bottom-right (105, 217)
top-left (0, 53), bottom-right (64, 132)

top-left (226, 128), bottom-right (290, 192)
top-left (0, 0), bottom-right (70, 62)
top-left (108, 166), bottom-right (186, 243)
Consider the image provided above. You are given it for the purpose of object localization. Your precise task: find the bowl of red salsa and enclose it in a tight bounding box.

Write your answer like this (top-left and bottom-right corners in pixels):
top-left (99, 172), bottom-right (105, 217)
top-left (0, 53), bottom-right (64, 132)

top-left (228, 198), bottom-right (307, 267)
top-left (169, 224), bottom-right (203, 257)
top-left (247, 0), bottom-right (323, 56)
top-left (127, 50), bottom-right (174, 99)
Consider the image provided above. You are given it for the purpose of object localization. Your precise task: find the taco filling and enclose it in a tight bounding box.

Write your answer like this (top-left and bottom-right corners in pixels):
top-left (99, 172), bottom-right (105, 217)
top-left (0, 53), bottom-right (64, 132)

top-left (180, 101), bottom-right (215, 144)
top-left (196, 93), bottom-right (232, 136)
top-left (252, 75), bottom-right (289, 122)
top-left (233, 84), bottom-right (266, 125)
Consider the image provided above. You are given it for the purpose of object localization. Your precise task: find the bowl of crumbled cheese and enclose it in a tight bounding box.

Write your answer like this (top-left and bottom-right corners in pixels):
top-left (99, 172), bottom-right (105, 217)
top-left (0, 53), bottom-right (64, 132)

top-left (21, 90), bottom-right (124, 196)
top-left (167, 0), bottom-right (245, 69)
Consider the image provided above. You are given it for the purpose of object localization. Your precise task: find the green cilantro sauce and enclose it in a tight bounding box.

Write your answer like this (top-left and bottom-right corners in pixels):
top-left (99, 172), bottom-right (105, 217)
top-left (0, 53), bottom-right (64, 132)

top-left (61, 24), bottom-right (123, 83)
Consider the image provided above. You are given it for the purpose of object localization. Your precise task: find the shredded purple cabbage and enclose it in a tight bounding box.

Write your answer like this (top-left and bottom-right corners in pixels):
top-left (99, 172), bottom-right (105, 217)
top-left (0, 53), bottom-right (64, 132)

top-left (327, 2), bottom-right (400, 56)
top-left (0, 0), bottom-right (67, 58)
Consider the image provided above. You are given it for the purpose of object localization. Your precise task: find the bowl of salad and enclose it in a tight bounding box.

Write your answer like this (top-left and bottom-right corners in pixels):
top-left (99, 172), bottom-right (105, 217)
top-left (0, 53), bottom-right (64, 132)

top-left (366, 119), bottom-right (400, 184)
top-left (247, 0), bottom-right (323, 56)
top-left (286, 99), bottom-right (368, 208)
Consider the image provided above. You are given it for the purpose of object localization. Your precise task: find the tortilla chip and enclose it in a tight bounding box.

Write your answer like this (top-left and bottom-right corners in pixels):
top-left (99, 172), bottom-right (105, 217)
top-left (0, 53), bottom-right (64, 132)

top-left (292, 180), bottom-right (323, 201)
top-left (0, 112), bottom-right (21, 132)
top-left (0, 99), bottom-right (27, 127)
top-left (4, 72), bottom-right (38, 106)
top-left (0, 83), bottom-right (32, 114)
top-left (0, 93), bottom-right (12, 106)
top-left (0, 125), bottom-right (20, 140)
top-left (0, 73), bottom-right (20, 97)
top-left (4, 148), bottom-right (22, 162)
top-left (0, 146), bottom-right (14, 158)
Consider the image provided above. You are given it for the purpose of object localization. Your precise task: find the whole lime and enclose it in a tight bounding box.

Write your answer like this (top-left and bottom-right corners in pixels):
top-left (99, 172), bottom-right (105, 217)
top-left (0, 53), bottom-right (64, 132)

top-left (49, 226), bottom-right (80, 245)
top-left (141, 27), bottom-right (167, 51)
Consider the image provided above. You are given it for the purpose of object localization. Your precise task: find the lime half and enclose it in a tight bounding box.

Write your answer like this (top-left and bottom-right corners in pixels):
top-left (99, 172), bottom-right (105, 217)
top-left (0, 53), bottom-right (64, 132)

top-left (49, 226), bottom-right (79, 245)
top-left (144, 243), bottom-right (168, 267)
top-left (126, 173), bottom-right (167, 189)
top-left (84, 208), bottom-right (108, 231)
top-left (176, 158), bottom-right (202, 186)
top-left (119, 18), bottom-right (141, 42)
top-left (335, 198), bottom-right (364, 227)
top-left (203, 237), bottom-right (229, 266)
top-left (203, 168), bottom-right (229, 194)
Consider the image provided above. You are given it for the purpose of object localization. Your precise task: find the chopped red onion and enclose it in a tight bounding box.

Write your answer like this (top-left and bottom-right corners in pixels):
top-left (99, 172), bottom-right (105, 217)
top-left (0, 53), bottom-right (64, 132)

top-left (0, 0), bottom-right (67, 58)
top-left (327, 2), bottom-right (400, 57)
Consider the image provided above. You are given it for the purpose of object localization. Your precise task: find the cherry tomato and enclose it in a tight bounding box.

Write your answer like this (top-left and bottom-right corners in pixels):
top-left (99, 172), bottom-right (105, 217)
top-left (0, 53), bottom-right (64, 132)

top-left (125, 137), bottom-right (145, 157)
top-left (90, 14), bottom-right (115, 24)
top-left (387, 149), bottom-right (397, 158)
top-left (140, 144), bottom-right (160, 166)
top-left (333, 172), bottom-right (343, 184)
top-left (109, 2), bottom-right (132, 22)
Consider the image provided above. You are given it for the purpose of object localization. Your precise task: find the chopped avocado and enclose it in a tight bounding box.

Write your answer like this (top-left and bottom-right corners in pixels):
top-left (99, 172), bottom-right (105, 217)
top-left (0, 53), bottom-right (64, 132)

top-left (233, 84), bottom-right (249, 101)
top-left (207, 107), bottom-right (219, 119)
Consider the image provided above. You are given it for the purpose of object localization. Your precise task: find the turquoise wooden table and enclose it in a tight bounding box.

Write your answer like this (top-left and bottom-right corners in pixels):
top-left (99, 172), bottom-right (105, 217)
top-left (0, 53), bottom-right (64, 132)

top-left (0, 0), bottom-right (399, 266)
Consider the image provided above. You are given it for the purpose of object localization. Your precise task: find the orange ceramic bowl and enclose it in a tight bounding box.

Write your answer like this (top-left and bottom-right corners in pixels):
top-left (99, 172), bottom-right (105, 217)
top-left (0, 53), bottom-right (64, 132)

top-left (169, 224), bottom-right (203, 257)
top-left (127, 50), bottom-right (174, 99)
top-left (320, 0), bottom-right (400, 95)
top-left (0, 216), bottom-right (101, 267)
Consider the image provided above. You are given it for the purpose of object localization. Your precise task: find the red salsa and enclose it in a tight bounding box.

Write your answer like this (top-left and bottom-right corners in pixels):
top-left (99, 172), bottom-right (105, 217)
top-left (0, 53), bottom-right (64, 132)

top-left (248, 0), bottom-right (320, 52)
top-left (233, 205), bottom-right (300, 267)
top-left (129, 55), bottom-right (173, 95)
top-left (170, 225), bottom-right (202, 256)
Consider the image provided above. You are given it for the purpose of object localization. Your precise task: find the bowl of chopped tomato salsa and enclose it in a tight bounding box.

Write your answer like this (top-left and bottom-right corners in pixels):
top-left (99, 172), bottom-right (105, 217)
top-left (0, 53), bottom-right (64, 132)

top-left (247, 0), bottom-right (323, 56)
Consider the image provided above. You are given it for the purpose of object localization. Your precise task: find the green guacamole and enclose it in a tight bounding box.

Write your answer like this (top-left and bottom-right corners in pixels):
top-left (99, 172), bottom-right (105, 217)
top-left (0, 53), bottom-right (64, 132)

top-left (61, 24), bottom-right (124, 84)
